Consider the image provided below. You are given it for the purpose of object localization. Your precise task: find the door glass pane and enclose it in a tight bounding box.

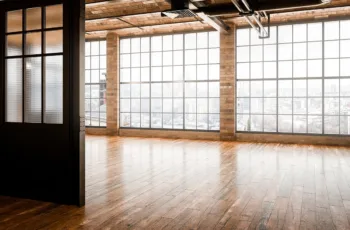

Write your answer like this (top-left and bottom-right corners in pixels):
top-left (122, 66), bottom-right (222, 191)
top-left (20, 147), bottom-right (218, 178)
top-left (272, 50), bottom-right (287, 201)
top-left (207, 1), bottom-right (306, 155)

top-left (45, 30), bottom-right (63, 53)
top-left (26, 8), bottom-right (41, 31)
top-left (46, 4), bottom-right (63, 28)
top-left (26, 32), bottom-right (42, 55)
top-left (7, 34), bottom-right (22, 56)
top-left (6, 59), bottom-right (23, 122)
top-left (45, 56), bottom-right (63, 124)
top-left (25, 57), bottom-right (42, 123)
top-left (7, 10), bottom-right (22, 33)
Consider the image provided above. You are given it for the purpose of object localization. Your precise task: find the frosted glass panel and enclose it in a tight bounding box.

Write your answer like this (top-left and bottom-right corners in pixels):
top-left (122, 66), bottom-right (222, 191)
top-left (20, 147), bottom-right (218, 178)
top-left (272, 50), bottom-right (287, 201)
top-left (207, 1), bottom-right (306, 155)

top-left (7, 34), bottom-right (22, 56)
top-left (26, 8), bottom-right (41, 31)
top-left (45, 30), bottom-right (63, 53)
top-left (45, 56), bottom-right (63, 124)
top-left (25, 57), bottom-right (42, 123)
top-left (46, 5), bottom-right (63, 28)
top-left (26, 32), bottom-right (42, 55)
top-left (7, 10), bottom-right (22, 33)
top-left (6, 59), bottom-right (23, 122)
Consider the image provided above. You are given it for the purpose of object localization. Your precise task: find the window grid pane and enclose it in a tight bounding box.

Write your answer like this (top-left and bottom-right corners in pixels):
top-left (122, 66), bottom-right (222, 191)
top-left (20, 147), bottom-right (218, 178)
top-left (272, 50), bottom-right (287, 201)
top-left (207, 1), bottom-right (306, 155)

top-left (5, 5), bottom-right (64, 124)
top-left (85, 40), bottom-right (107, 127)
top-left (236, 21), bottom-right (350, 135)
top-left (119, 32), bottom-right (220, 131)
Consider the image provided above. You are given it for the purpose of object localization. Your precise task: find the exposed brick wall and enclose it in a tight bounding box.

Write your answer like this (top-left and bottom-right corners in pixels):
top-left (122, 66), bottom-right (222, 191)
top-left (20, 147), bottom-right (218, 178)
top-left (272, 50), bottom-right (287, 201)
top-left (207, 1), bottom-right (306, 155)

top-left (119, 129), bottom-right (220, 141)
top-left (220, 24), bottom-right (236, 141)
top-left (236, 133), bottom-right (350, 146)
top-left (86, 6), bottom-right (350, 145)
top-left (106, 32), bottom-right (119, 135)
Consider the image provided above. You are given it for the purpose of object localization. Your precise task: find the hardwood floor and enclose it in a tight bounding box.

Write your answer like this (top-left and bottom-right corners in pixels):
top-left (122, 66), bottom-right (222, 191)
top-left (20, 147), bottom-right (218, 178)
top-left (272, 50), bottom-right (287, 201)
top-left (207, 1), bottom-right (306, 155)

top-left (1, 135), bottom-right (350, 229)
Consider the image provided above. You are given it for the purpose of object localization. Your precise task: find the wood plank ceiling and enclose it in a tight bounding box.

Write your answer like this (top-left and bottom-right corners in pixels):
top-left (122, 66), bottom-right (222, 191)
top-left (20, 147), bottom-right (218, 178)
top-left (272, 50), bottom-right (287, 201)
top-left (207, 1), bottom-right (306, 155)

top-left (85, 0), bottom-right (350, 39)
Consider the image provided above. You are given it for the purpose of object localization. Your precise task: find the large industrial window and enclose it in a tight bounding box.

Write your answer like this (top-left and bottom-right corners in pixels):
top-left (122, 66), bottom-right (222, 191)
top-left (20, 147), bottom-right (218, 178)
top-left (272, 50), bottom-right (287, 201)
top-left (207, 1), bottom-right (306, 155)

top-left (85, 41), bottom-right (107, 127)
top-left (119, 32), bottom-right (220, 130)
top-left (236, 20), bottom-right (350, 135)
top-left (5, 5), bottom-right (63, 124)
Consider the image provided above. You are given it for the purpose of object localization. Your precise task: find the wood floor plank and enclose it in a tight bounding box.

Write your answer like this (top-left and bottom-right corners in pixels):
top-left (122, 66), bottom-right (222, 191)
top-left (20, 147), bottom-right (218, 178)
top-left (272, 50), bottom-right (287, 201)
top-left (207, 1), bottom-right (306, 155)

top-left (0, 136), bottom-right (350, 230)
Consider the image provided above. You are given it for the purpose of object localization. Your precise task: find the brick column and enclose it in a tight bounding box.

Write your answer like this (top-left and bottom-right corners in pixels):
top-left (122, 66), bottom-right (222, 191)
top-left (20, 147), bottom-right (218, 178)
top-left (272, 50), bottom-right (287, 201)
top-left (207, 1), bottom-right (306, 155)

top-left (220, 25), bottom-right (236, 141)
top-left (106, 32), bottom-right (119, 135)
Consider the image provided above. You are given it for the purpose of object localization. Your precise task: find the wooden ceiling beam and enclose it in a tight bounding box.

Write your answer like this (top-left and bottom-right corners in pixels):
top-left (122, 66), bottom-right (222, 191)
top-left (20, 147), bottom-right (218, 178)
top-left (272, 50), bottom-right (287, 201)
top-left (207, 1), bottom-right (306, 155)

top-left (86, 19), bottom-right (204, 33)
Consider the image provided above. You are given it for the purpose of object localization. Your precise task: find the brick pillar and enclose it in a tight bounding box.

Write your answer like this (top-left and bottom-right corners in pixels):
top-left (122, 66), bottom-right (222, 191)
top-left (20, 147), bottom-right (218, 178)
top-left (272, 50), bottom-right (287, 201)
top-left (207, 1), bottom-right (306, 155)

top-left (220, 25), bottom-right (236, 141)
top-left (106, 32), bottom-right (119, 135)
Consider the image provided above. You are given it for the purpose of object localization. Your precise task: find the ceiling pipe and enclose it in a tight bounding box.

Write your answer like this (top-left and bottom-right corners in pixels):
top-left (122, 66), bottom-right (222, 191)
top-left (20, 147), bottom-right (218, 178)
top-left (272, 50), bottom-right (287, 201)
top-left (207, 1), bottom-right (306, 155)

top-left (194, 0), bottom-right (331, 16)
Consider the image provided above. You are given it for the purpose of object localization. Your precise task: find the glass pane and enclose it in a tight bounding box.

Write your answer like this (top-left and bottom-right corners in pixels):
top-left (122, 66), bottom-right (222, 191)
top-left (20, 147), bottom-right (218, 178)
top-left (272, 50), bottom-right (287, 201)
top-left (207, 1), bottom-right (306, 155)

top-left (120, 99), bottom-right (130, 113)
top-left (197, 98), bottom-right (208, 114)
top-left (278, 98), bottom-right (292, 114)
top-left (174, 51), bottom-right (183, 65)
top-left (209, 64), bottom-right (219, 80)
top-left (325, 21), bottom-right (339, 40)
top-left (163, 35), bottom-right (173, 51)
top-left (151, 99), bottom-right (162, 112)
top-left (308, 42), bottom-right (322, 59)
top-left (264, 98), bottom-right (276, 114)
top-left (308, 116), bottom-right (322, 134)
top-left (264, 115), bottom-right (277, 132)
top-left (293, 43), bottom-right (307, 60)
top-left (185, 50), bottom-right (196, 65)
top-left (45, 30), bottom-right (63, 53)
top-left (185, 114), bottom-right (196, 130)
top-left (251, 98), bottom-right (263, 114)
top-left (251, 115), bottom-right (263, 132)
top-left (26, 32), bottom-right (42, 55)
top-left (278, 61), bottom-right (292, 78)
top-left (325, 41), bottom-right (339, 58)
top-left (324, 116), bottom-right (339, 134)
top-left (237, 63), bottom-right (249, 79)
top-left (6, 59), bottom-right (23, 122)
top-left (279, 44), bottom-right (292, 60)
top-left (7, 10), bottom-right (23, 33)
top-left (185, 99), bottom-right (196, 113)
top-left (278, 115), bottom-right (292, 133)
top-left (185, 33), bottom-right (196, 49)
top-left (120, 84), bottom-right (131, 98)
top-left (308, 60), bottom-right (322, 78)
top-left (237, 98), bottom-right (250, 114)
top-left (120, 113), bottom-right (130, 127)
top-left (324, 98), bottom-right (339, 115)
top-left (141, 37), bottom-right (150, 52)
top-left (100, 41), bottom-right (106, 55)
top-left (151, 36), bottom-right (162, 51)
top-left (209, 98), bottom-right (220, 113)
top-left (141, 99), bottom-right (150, 113)
top-left (163, 114), bottom-right (172, 129)
top-left (308, 98), bottom-right (322, 115)
top-left (197, 49), bottom-right (208, 64)
top-left (173, 114), bottom-right (183, 129)
top-left (26, 8), bottom-right (41, 31)
top-left (237, 114), bottom-right (250, 131)
top-left (151, 113), bottom-right (162, 128)
top-left (197, 32), bottom-right (208, 48)
top-left (209, 32), bottom-right (220, 48)
top-left (25, 57), bottom-right (42, 123)
top-left (293, 24), bottom-right (307, 42)
top-left (237, 47), bottom-right (249, 62)
top-left (340, 116), bottom-right (350, 135)
top-left (293, 98), bottom-right (307, 115)
top-left (120, 39), bottom-right (130, 54)
top-left (293, 115), bottom-right (307, 133)
top-left (7, 34), bottom-right (22, 56)
top-left (46, 4), bottom-right (63, 28)
top-left (197, 114), bottom-right (208, 130)
top-left (278, 25), bottom-right (292, 43)
top-left (45, 56), bottom-right (63, 124)
top-left (308, 23), bottom-right (322, 41)
top-left (341, 79), bottom-right (350, 96)
top-left (131, 38), bottom-right (140, 53)
top-left (237, 29), bottom-right (250, 46)
top-left (324, 79), bottom-right (339, 96)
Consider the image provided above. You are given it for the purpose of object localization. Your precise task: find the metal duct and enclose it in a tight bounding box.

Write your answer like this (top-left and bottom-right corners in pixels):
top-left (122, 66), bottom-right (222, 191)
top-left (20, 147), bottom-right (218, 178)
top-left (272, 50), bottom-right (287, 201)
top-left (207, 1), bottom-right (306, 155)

top-left (193, 0), bottom-right (330, 16)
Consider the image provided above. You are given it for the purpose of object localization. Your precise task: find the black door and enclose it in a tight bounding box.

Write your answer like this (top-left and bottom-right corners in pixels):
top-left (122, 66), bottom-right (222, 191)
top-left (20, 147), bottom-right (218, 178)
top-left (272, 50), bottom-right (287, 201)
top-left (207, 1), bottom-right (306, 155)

top-left (0, 0), bottom-right (85, 206)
